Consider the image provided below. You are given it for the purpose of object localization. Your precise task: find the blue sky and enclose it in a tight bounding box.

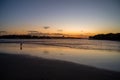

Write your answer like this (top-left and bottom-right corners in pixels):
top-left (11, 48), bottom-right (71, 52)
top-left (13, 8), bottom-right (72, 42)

top-left (0, 0), bottom-right (120, 35)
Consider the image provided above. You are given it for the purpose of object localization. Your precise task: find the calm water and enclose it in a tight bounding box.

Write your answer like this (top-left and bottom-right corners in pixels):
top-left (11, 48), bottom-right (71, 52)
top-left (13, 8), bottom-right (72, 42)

top-left (0, 39), bottom-right (120, 71)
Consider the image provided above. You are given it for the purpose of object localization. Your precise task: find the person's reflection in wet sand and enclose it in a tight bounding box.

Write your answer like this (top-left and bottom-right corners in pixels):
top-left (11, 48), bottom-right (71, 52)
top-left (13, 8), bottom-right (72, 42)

top-left (43, 50), bottom-right (49, 55)
top-left (20, 42), bottom-right (23, 50)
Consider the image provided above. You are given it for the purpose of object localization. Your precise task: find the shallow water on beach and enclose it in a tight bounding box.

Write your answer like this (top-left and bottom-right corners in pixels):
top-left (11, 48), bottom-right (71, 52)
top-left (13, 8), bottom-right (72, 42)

top-left (0, 39), bottom-right (120, 71)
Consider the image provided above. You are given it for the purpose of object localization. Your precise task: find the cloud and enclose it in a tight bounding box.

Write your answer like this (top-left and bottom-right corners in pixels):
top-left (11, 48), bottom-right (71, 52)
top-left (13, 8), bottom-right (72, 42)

top-left (43, 26), bottom-right (50, 29)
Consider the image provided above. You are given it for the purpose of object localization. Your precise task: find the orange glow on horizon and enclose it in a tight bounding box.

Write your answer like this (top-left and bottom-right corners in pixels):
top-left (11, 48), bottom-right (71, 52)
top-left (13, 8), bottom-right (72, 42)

top-left (2, 24), bottom-right (119, 38)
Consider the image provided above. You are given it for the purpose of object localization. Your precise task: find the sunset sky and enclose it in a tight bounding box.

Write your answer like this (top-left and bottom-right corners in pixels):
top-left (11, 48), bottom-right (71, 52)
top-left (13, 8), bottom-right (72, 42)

top-left (0, 0), bottom-right (120, 37)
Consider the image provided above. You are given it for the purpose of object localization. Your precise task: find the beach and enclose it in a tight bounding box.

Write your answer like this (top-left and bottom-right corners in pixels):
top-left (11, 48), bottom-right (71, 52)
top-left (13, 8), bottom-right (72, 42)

top-left (1, 53), bottom-right (120, 80)
top-left (1, 0), bottom-right (120, 79)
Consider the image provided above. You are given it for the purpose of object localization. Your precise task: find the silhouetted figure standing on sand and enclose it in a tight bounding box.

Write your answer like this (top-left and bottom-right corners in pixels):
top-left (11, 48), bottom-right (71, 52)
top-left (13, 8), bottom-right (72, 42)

top-left (20, 41), bottom-right (23, 50)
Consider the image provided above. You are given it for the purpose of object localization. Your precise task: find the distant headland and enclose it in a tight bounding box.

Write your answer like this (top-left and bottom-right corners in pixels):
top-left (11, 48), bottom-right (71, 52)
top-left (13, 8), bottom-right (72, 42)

top-left (0, 34), bottom-right (82, 39)
top-left (0, 33), bottom-right (120, 41)
top-left (89, 33), bottom-right (120, 41)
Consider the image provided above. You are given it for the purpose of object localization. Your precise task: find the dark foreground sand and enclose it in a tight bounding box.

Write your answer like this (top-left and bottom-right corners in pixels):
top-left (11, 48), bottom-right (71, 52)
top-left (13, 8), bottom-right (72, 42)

top-left (0, 53), bottom-right (120, 80)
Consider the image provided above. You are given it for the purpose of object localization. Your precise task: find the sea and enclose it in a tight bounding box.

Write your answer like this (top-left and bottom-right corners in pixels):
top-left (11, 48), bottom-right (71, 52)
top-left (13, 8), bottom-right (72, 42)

top-left (0, 39), bottom-right (120, 72)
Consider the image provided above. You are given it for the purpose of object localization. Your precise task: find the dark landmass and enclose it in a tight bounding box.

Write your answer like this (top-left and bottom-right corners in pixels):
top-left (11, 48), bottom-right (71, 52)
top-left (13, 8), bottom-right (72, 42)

top-left (0, 35), bottom-right (52, 39)
top-left (0, 35), bottom-right (82, 39)
top-left (0, 53), bottom-right (120, 80)
top-left (89, 33), bottom-right (120, 41)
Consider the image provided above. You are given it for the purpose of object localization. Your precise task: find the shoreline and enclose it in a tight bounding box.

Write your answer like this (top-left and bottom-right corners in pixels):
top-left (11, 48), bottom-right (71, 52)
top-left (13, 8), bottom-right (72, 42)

top-left (1, 53), bottom-right (120, 80)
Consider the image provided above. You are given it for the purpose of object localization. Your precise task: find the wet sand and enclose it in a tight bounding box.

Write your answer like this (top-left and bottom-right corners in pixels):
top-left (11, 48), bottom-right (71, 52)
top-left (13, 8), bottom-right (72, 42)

top-left (0, 53), bottom-right (120, 80)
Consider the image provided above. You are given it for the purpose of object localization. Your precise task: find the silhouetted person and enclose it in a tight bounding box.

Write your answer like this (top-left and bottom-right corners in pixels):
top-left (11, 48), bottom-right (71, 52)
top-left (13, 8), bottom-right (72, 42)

top-left (20, 42), bottom-right (23, 50)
